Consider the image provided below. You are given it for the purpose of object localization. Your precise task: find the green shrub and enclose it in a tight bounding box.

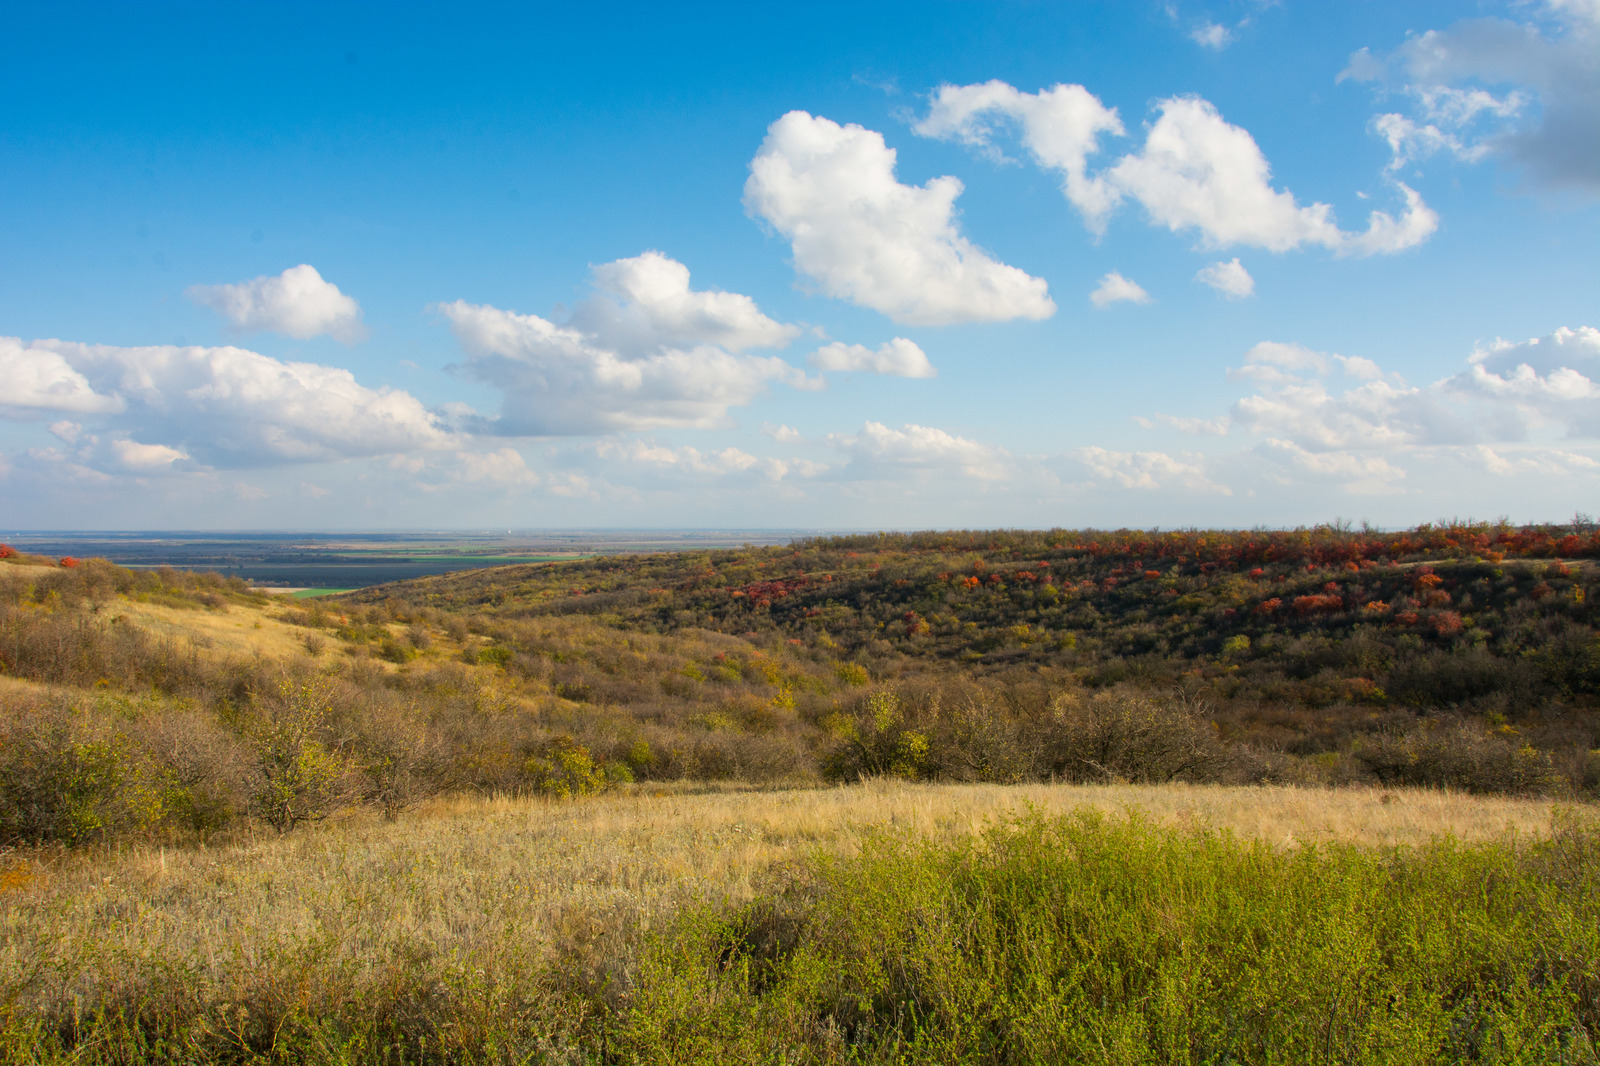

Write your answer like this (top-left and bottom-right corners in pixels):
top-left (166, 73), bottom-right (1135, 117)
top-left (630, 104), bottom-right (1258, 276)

top-left (376, 636), bottom-right (414, 664)
top-left (0, 701), bottom-right (240, 845)
top-left (476, 645), bottom-right (513, 667)
top-left (524, 736), bottom-right (614, 798)
top-left (821, 691), bottom-right (932, 782)
top-left (244, 676), bottom-right (351, 832)
top-left (834, 662), bottom-right (870, 686)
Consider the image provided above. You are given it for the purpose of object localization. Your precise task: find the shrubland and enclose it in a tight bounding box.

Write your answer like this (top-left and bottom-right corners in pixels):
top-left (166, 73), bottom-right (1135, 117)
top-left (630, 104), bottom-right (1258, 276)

top-left (354, 520), bottom-right (1600, 791)
top-left (4, 522), bottom-right (1600, 847)
top-left (5, 527), bottom-right (1600, 1061)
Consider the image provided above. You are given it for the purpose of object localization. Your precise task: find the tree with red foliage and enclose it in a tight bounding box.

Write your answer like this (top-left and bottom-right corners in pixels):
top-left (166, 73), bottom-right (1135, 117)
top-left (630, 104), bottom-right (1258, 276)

top-left (1292, 594), bottom-right (1344, 615)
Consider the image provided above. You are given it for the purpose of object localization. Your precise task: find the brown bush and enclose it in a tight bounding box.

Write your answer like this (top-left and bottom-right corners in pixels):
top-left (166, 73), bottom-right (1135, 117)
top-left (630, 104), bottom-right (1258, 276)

top-left (0, 694), bottom-right (247, 845)
top-left (1035, 690), bottom-right (1231, 785)
top-left (1355, 722), bottom-right (1566, 795)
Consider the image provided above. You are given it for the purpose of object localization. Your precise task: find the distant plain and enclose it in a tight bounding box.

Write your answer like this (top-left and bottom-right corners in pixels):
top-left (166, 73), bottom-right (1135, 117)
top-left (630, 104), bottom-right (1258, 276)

top-left (0, 530), bottom-right (816, 589)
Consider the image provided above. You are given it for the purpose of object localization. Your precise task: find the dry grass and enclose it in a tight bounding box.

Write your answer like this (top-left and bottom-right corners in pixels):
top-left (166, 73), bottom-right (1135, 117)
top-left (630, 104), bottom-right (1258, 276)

top-left (107, 597), bottom-right (317, 662)
top-left (0, 778), bottom-right (1575, 1029)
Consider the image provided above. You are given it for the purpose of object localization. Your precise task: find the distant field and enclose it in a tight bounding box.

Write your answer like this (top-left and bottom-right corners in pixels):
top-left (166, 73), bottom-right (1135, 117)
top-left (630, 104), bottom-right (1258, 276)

top-left (0, 529), bottom-right (822, 589)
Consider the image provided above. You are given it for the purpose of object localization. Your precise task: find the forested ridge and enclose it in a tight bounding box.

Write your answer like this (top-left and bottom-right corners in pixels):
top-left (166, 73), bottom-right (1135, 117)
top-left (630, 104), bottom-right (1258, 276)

top-left (351, 522), bottom-right (1600, 739)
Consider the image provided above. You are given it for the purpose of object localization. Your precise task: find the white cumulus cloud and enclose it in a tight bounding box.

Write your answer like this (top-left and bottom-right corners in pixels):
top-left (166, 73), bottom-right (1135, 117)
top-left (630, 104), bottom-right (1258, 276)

top-left (1252, 438), bottom-right (1407, 494)
top-left (1196, 257), bottom-right (1255, 297)
top-left (573, 251), bottom-right (801, 356)
top-left (808, 338), bottom-right (935, 378)
top-left (1445, 326), bottom-right (1600, 435)
top-left (595, 439), bottom-right (806, 482)
top-left (1139, 326), bottom-right (1600, 495)
top-left (744, 110), bottom-right (1055, 325)
top-left (440, 253), bottom-right (823, 436)
top-left (827, 421), bottom-right (1009, 480)
top-left (761, 422), bottom-right (804, 443)
top-left (0, 337), bottom-right (124, 414)
top-left (1090, 272), bottom-right (1151, 309)
top-left (1073, 446), bottom-right (1230, 493)
top-left (1107, 97), bottom-right (1436, 255)
top-left (111, 439), bottom-right (190, 472)
top-left (915, 86), bottom-right (1438, 256)
top-left (187, 264), bottom-right (367, 343)
top-left (446, 447), bottom-right (541, 489)
top-left (914, 81), bottom-right (1125, 230)
top-left (1, 337), bottom-right (451, 468)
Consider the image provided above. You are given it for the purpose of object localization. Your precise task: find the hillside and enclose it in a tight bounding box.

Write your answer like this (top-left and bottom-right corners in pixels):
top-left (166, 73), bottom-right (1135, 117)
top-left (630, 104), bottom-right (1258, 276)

top-left (3, 523), bottom-right (1599, 854)
top-left (345, 522), bottom-right (1600, 770)
top-left (5, 536), bottom-right (1600, 1061)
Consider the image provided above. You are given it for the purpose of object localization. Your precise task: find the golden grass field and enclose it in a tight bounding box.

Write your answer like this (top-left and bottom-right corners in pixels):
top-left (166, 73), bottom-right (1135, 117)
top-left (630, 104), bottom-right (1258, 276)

top-left (0, 777), bottom-right (1576, 1029)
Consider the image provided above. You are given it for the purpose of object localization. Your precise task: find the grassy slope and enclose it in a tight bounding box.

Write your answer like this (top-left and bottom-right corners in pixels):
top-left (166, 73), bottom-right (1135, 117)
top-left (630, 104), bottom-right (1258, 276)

top-left (0, 783), bottom-right (1592, 1063)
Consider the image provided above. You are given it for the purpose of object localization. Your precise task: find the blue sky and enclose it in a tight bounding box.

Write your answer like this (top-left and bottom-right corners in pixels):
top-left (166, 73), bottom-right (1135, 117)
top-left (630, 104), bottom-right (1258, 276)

top-left (2, 0), bottom-right (1597, 530)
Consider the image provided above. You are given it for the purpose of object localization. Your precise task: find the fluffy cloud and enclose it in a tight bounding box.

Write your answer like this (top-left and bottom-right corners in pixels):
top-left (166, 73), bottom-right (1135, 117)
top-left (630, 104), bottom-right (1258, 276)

top-left (1195, 257), bottom-right (1255, 297)
top-left (1344, 3), bottom-right (1600, 192)
top-left (572, 251), bottom-right (800, 356)
top-left (595, 439), bottom-right (805, 481)
top-left (914, 81), bottom-right (1124, 229)
top-left (1444, 326), bottom-right (1600, 436)
top-left (915, 86), bottom-right (1437, 255)
top-left (0, 338), bottom-right (124, 414)
top-left (1107, 98), bottom-right (1436, 255)
top-left (1474, 444), bottom-right (1600, 477)
top-left (1372, 112), bottom-right (1490, 175)
top-left (186, 265), bottom-right (367, 343)
top-left (827, 421), bottom-right (1009, 480)
top-left (0, 336), bottom-right (451, 467)
top-left (1227, 341), bottom-right (1474, 450)
top-left (744, 111), bottom-right (1056, 325)
top-left (1089, 272), bottom-right (1151, 308)
top-left (1072, 446), bottom-right (1229, 493)
top-left (445, 447), bottom-right (541, 489)
top-left (761, 422), bottom-right (803, 443)
top-left (1251, 439), bottom-right (1406, 495)
top-left (441, 254), bottom-right (820, 436)
top-left (1190, 21), bottom-right (1235, 50)
top-left (110, 439), bottom-right (190, 472)
top-left (444, 300), bottom-right (809, 435)
top-left (441, 252), bottom-right (822, 435)
top-left (1138, 326), bottom-right (1600, 494)
top-left (807, 338), bottom-right (935, 378)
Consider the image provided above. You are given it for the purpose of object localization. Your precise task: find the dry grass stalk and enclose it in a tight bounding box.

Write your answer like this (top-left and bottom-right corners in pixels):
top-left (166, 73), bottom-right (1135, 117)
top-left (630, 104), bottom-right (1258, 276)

top-left (0, 778), bottom-right (1571, 1029)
